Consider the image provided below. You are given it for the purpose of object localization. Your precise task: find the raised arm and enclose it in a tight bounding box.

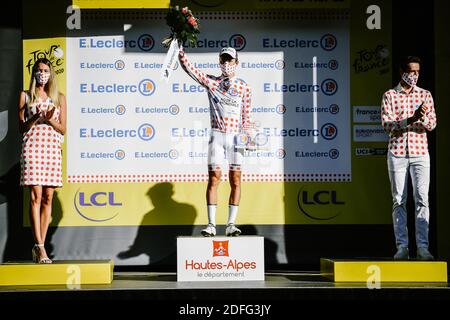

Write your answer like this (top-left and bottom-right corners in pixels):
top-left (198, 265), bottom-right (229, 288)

top-left (178, 48), bottom-right (211, 87)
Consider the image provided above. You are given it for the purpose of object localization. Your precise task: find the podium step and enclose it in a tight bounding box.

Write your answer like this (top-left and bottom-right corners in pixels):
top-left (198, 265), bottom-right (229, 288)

top-left (321, 258), bottom-right (448, 283)
top-left (177, 236), bottom-right (265, 282)
top-left (0, 260), bottom-right (114, 286)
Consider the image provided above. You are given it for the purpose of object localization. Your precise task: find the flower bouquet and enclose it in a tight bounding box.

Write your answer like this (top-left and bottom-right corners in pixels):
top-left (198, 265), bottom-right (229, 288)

top-left (161, 6), bottom-right (200, 82)
top-left (162, 6), bottom-right (200, 48)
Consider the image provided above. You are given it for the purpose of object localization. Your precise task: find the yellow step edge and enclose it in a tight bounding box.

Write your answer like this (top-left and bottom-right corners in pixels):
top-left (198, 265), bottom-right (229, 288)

top-left (0, 260), bottom-right (114, 286)
top-left (321, 258), bottom-right (448, 283)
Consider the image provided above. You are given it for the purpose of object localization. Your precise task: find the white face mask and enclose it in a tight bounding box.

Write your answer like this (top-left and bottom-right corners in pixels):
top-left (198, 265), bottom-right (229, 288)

top-left (220, 62), bottom-right (237, 77)
top-left (402, 72), bottom-right (418, 87)
top-left (35, 71), bottom-right (50, 85)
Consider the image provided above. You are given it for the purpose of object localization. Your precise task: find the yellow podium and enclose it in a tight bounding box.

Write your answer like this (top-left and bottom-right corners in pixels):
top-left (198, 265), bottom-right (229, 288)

top-left (321, 258), bottom-right (448, 283)
top-left (0, 260), bottom-right (114, 286)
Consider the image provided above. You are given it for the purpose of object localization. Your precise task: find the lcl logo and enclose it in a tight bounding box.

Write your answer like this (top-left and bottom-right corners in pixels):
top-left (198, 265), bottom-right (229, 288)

top-left (78, 192), bottom-right (122, 207)
top-left (74, 189), bottom-right (122, 222)
top-left (297, 189), bottom-right (344, 221)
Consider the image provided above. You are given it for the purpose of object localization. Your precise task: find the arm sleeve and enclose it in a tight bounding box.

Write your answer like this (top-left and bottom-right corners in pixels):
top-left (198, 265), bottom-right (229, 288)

top-left (241, 85), bottom-right (253, 131)
top-left (419, 92), bottom-right (437, 131)
top-left (381, 92), bottom-right (408, 134)
top-left (178, 49), bottom-right (211, 87)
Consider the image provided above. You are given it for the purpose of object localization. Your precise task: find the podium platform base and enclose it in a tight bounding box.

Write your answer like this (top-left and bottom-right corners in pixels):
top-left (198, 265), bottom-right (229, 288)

top-left (177, 236), bottom-right (265, 282)
top-left (0, 260), bottom-right (114, 286)
top-left (321, 258), bottom-right (448, 283)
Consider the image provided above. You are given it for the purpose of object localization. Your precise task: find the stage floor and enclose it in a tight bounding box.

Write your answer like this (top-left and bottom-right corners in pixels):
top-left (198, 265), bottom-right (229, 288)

top-left (1, 271), bottom-right (449, 301)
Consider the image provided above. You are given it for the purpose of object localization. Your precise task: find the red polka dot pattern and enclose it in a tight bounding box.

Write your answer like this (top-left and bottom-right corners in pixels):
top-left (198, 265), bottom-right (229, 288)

top-left (381, 85), bottom-right (437, 157)
top-left (20, 97), bottom-right (63, 187)
top-left (180, 52), bottom-right (252, 134)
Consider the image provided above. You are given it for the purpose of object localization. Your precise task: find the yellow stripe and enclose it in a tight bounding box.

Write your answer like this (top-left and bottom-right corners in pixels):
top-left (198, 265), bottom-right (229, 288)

top-left (73, 0), bottom-right (170, 9)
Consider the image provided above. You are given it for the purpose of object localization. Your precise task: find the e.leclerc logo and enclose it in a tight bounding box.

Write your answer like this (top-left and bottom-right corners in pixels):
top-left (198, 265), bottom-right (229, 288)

top-left (115, 59), bottom-right (125, 70)
top-left (262, 33), bottom-right (337, 51)
top-left (138, 79), bottom-right (156, 96)
top-left (321, 123), bottom-right (338, 140)
top-left (79, 123), bottom-right (156, 142)
top-left (321, 79), bottom-right (338, 96)
top-left (229, 34), bottom-right (246, 51)
top-left (138, 123), bottom-right (156, 141)
top-left (114, 149), bottom-right (125, 160)
top-left (116, 104), bottom-right (126, 115)
top-left (320, 34), bottom-right (337, 51)
top-left (79, 34), bottom-right (155, 52)
top-left (138, 34), bottom-right (155, 51)
top-left (80, 78), bottom-right (156, 96)
top-left (189, 34), bottom-right (246, 51)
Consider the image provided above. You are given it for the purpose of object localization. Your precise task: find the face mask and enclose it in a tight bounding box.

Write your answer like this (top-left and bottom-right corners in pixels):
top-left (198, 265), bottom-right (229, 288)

top-left (402, 72), bottom-right (418, 87)
top-left (220, 62), bottom-right (236, 77)
top-left (35, 71), bottom-right (50, 85)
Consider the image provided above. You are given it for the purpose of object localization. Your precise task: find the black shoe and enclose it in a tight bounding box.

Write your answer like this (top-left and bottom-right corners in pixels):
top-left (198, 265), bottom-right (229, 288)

top-left (394, 247), bottom-right (409, 260)
top-left (417, 247), bottom-right (434, 260)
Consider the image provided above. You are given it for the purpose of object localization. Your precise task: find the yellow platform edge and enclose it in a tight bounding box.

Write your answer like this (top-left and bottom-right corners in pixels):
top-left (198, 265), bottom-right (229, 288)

top-left (0, 260), bottom-right (114, 286)
top-left (320, 258), bottom-right (448, 283)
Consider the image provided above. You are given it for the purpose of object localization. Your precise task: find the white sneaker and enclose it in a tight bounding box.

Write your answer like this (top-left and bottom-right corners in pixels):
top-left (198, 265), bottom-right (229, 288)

top-left (201, 224), bottom-right (216, 237)
top-left (225, 223), bottom-right (241, 237)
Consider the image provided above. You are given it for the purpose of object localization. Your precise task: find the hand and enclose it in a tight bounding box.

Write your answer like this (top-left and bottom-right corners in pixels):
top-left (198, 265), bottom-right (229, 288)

top-left (32, 104), bottom-right (45, 120)
top-left (45, 106), bottom-right (56, 120)
top-left (391, 129), bottom-right (402, 138)
top-left (413, 104), bottom-right (427, 122)
top-left (178, 42), bottom-right (185, 56)
top-left (419, 105), bottom-right (428, 121)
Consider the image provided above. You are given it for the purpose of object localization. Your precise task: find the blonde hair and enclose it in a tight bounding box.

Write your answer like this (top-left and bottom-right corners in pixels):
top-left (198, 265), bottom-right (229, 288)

top-left (28, 58), bottom-right (60, 106)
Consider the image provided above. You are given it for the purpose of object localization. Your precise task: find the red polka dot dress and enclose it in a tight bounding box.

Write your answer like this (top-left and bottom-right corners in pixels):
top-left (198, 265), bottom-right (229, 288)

top-left (20, 93), bottom-right (63, 187)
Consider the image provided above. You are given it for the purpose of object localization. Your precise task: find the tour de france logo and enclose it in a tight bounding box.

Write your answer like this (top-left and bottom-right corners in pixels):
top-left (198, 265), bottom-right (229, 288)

top-left (213, 240), bottom-right (229, 257)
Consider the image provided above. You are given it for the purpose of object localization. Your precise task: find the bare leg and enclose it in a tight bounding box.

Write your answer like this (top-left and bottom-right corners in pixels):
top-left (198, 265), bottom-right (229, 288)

top-left (40, 187), bottom-right (55, 245)
top-left (228, 170), bottom-right (241, 205)
top-left (206, 170), bottom-right (222, 205)
top-left (29, 185), bottom-right (43, 245)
